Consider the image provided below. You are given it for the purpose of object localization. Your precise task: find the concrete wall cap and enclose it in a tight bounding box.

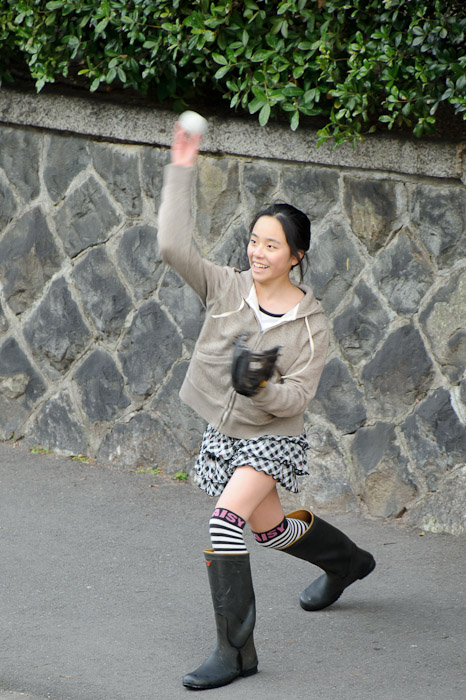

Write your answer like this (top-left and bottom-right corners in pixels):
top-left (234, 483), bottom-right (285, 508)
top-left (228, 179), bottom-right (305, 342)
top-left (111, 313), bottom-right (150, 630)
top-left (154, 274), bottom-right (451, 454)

top-left (0, 87), bottom-right (464, 180)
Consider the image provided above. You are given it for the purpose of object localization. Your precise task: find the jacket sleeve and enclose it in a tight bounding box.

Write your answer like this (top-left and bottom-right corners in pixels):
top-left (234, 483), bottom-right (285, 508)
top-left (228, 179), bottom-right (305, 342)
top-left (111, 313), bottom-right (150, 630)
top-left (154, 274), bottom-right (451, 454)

top-left (157, 164), bottom-right (226, 305)
top-left (250, 321), bottom-right (329, 418)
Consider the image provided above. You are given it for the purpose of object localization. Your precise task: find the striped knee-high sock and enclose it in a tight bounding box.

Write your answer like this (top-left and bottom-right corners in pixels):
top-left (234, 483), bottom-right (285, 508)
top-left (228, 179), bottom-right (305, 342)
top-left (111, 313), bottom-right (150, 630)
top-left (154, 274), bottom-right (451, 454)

top-left (209, 507), bottom-right (247, 553)
top-left (252, 516), bottom-right (307, 550)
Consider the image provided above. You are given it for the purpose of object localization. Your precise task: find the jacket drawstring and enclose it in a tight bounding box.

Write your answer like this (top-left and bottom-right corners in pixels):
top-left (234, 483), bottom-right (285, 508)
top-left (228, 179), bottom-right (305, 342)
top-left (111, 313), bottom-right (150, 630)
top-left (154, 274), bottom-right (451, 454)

top-left (211, 298), bottom-right (245, 318)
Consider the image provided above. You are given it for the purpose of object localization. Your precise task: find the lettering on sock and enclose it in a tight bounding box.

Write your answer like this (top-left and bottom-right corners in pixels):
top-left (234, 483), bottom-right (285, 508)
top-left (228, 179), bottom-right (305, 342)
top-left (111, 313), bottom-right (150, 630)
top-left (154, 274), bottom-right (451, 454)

top-left (253, 517), bottom-right (288, 543)
top-left (211, 508), bottom-right (245, 529)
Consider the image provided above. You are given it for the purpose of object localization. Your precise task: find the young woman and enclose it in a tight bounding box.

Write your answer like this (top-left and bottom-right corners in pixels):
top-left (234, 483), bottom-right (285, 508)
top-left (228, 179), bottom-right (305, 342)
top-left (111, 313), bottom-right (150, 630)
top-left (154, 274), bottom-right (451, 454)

top-left (158, 124), bottom-right (375, 690)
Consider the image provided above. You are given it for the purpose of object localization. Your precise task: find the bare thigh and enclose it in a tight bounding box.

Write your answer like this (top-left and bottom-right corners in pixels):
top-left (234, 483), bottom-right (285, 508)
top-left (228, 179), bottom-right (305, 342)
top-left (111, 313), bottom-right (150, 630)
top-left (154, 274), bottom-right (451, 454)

top-left (215, 465), bottom-right (285, 530)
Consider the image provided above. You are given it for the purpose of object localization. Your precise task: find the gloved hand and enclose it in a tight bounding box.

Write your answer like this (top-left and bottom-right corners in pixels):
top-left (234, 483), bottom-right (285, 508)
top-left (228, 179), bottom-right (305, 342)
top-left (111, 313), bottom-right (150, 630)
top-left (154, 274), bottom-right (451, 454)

top-left (231, 333), bottom-right (280, 397)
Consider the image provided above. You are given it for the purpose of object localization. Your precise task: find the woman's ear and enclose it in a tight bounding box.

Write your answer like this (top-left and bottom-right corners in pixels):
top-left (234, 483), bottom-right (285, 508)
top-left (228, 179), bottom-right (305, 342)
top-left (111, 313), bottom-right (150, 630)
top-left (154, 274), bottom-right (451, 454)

top-left (291, 251), bottom-right (305, 269)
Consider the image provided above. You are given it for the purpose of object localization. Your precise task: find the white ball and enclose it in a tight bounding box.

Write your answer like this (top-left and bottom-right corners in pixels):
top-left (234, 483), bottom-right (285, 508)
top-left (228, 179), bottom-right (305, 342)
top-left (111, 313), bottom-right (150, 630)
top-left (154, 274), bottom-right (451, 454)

top-left (179, 110), bottom-right (208, 135)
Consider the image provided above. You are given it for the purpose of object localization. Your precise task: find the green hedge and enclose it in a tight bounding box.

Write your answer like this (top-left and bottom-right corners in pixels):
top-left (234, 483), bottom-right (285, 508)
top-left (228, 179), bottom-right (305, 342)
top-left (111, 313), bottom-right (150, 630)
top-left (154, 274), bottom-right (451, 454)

top-left (1, 0), bottom-right (465, 143)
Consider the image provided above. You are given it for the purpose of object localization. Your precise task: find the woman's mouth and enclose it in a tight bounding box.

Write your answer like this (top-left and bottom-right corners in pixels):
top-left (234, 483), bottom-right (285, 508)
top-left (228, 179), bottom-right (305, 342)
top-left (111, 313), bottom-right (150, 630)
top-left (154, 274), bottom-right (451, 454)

top-left (252, 261), bottom-right (268, 270)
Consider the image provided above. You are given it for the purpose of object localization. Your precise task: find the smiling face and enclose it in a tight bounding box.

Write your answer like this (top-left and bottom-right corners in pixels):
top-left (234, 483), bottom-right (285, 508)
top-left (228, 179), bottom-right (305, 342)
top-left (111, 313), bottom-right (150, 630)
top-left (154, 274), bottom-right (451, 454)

top-left (247, 215), bottom-right (300, 286)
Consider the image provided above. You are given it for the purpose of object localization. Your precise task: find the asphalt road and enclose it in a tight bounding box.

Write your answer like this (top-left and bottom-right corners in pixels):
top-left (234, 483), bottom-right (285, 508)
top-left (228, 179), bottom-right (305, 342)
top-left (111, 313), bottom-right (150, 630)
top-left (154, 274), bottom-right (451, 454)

top-left (1, 441), bottom-right (465, 700)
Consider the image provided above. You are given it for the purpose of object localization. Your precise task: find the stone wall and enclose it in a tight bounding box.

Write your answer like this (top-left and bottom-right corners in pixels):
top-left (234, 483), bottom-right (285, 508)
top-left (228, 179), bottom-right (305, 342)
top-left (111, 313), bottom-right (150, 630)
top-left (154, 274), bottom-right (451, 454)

top-left (0, 89), bottom-right (465, 534)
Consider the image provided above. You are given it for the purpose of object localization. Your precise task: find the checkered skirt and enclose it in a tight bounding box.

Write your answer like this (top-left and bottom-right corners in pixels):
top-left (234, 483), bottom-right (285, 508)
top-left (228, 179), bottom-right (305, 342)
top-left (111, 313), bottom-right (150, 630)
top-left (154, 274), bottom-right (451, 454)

top-left (193, 424), bottom-right (310, 496)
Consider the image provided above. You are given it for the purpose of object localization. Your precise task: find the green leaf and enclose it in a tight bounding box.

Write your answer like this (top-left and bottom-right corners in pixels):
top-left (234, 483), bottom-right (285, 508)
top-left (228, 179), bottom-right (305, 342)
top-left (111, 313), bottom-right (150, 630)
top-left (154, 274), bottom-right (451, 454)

top-left (249, 95), bottom-right (265, 114)
top-left (290, 110), bottom-right (299, 131)
top-left (214, 65), bottom-right (231, 79)
top-left (94, 18), bottom-right (109, 35)
top-left (456, 74), bottom-right (466, 91)
top-left (283, 85), bottom-right (303, 97)
top-left (212, 53), bottom-right (228, 65)
top-left (251, 49), bottom-right (274, 62)
top-left (259, 102), bottom-right (271, 126)
top-left (277, 3), bottom-right (291, 15)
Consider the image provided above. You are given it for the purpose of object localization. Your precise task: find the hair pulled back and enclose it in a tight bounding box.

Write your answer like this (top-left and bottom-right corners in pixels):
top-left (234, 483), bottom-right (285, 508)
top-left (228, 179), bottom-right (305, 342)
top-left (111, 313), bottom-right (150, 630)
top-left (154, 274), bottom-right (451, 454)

top-left (249, 202), bottom-right (311, 282)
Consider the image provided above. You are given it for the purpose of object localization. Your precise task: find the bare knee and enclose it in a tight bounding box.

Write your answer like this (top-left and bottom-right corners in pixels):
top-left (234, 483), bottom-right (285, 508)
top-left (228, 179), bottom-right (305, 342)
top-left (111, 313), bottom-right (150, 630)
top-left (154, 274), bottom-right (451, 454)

top-left (215, 465), bottom-right (277, 521)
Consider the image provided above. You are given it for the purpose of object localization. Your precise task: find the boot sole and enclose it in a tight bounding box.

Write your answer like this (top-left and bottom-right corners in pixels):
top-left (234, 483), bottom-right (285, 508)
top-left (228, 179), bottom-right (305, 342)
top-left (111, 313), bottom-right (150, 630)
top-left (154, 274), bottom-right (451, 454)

top-left (183, 666), bottom-right (258, 690)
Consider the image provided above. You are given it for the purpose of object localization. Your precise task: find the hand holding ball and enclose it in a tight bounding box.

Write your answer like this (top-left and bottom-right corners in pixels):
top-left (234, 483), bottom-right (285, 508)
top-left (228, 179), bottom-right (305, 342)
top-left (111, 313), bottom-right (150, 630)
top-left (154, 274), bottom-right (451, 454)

top-left (178, 110), bottom-right (208, 136)
top-left (172, 111), bottom-right (206, 167)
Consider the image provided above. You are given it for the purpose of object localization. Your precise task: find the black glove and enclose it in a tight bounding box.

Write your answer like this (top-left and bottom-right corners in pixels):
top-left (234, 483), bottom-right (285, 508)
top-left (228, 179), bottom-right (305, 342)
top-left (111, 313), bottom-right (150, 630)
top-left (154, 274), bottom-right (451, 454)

top-left (231, 333), bottom-right (280, 397)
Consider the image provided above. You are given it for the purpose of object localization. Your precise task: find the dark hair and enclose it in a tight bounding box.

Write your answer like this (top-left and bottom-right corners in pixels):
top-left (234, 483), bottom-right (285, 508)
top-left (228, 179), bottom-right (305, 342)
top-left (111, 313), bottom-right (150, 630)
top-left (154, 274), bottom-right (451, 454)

top-left (249, 202), bottom-right (311, 282)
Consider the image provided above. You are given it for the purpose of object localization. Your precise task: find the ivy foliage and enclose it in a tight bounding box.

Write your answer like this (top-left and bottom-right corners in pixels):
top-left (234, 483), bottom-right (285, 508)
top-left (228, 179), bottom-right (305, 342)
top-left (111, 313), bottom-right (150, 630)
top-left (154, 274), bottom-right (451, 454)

top-left (0, 0), bottom-right (465, 143)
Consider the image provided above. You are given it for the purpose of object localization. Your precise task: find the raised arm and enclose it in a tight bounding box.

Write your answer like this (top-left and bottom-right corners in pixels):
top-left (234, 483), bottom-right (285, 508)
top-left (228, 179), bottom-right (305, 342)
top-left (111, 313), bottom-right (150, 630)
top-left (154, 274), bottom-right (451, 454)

top-left (158, 122), bottom-right (229, 305)
top-left (157, 124), bottom-right (208, 300)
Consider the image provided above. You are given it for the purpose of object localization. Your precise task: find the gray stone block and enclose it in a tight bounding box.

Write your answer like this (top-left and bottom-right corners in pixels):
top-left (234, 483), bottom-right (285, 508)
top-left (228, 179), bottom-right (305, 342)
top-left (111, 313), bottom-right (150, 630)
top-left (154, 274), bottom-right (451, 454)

top-left (44, 133), bottom-right (91, 203)
top-left (195, 158), bottom-right (240, 248)
top-left (0, 174), bottom-right (17, 231)
top-left (311, 357), bottom-right (366, 433)
top-left (350, 422), bottom-right (416, 518)
top-left (303, 423), bottom-right (357, 509)
top-left (141, 146), bottom-right (170, 212)
top-left (351, 422), bottom-right (404, 476)
top-left (90, 142), bottom-right (143, 216)
top-left (406, 466), bottom-right (466, 535)
top-left (0, 207), bottom-right (63, 315)
top-left (333, 281), bottom-right (390, 364)
top-left (402, 388), bottom-right (466, 490)
top-left (241, 163), bottom-right (280, 222)
top-left (0, 127), bottom-right (40, 202)
top-left (362, 324), bottom-right (434, 420)
top-left (343, 176), bottom-right (400, 254)
top-left (373, 228), bottom-right (434, 315)
top-left (118, 300), bottom-right (182, 397)
top-left (74, 349), bottom-right (130, 423)
top-left (419, 269), bottom-right (466, 383)
top-left (151, 360), bottom-right (204, 457)
top-left (280, 166), bottom-right (339, 221)
top-left (72, 247), bottom-right (132, 339)
top-left (0, 301), bottom-right (8, 333)
top-left (24, 278), bottom-right (92, 379)
top-left (360, 467), bottom-right (418, 519)
top-left (158, 269), bottom-right (205, 350)
top-left (32, 391), bottom-right (87, 456)
top-left (410, 184), bottom-right (466, 267)
top-left (304, 222), bottom-right (365, 313)
top-left (54, 175), bottom-right (120, 257)
top-left (0, 337), bottom-right (46, 439)
top-left (117, 224), bottom-right (162, 300)
top-left (209, 218), bottom-right (250, 271)
top-left (97, 410), bottom-right (191, 471)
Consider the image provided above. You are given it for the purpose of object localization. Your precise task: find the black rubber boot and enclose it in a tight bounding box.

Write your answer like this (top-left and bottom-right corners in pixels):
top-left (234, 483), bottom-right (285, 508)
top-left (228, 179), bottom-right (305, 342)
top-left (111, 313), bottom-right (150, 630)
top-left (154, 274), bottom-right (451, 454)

top-left (280, 509), bottom-right (376, 611)
top-left (182, 550), bottom-right (258, 690)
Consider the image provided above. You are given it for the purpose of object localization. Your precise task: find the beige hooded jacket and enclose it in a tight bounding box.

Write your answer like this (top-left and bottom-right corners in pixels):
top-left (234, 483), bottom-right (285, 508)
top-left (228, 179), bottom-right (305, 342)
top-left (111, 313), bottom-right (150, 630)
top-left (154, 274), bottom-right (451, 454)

top-left (158, 164), bottom-right (329, 439)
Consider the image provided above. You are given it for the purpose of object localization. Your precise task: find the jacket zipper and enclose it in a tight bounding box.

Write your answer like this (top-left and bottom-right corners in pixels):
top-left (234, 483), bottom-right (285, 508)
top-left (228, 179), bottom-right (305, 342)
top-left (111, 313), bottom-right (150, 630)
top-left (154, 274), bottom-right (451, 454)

top-left (218, 389), bottom-right (237, 431)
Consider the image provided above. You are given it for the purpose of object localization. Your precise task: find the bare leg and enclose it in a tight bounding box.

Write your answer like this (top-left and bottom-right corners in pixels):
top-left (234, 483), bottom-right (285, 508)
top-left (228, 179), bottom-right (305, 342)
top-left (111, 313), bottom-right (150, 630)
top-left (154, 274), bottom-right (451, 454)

top-left (215, 465), bottom-right (285, 530)
top-left (247, 488), bottom-right (285, 532)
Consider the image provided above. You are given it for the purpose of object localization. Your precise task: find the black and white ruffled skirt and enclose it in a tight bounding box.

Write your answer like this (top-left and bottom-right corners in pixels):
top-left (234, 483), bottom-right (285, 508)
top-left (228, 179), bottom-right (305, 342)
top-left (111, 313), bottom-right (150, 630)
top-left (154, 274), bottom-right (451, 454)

top-left (193, 423), bottom-right (310, 497)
